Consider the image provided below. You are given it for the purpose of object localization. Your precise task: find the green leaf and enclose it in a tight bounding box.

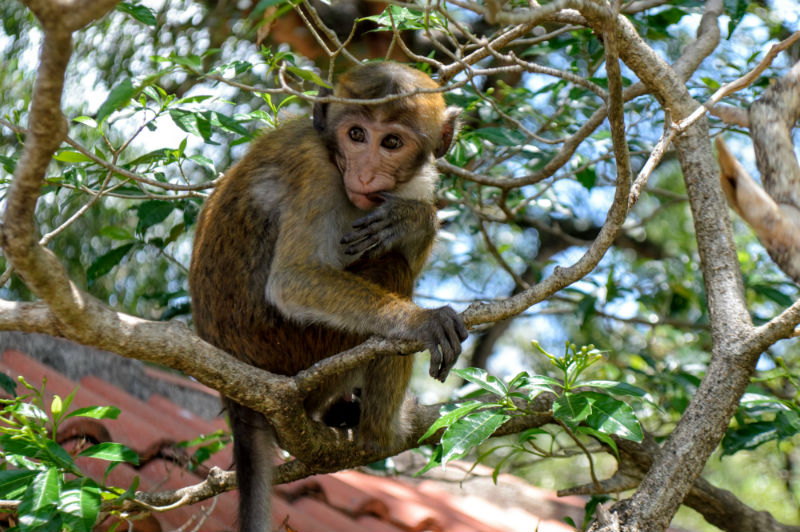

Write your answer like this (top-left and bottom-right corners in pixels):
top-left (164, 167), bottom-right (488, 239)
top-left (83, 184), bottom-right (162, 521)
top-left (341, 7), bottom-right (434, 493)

top-left (418, 401), bottom-right (484, 442)
top-left (0, 470), bottom-right (39, 499)
top-left (582, 392), bottom-right (643, 442)
top-left (577, 425), bottom-right (618, 456)
top-left (580, 380), bottom-right (648, 398)
top-left (507, 371), bottom-right (530, 390)
top-left (96, 78), bottom-right (136, 124)
top-left (66, 405), bottom-right (121, 420)
top-left (750, 283), bottom-right (795, 307)
top-left (453, 368), bottom-right (508, 397)
top-left (520, 374), bottom-right (561, 400)
top-left (73, 116), bottom-right (98, 128)
top-left (19, 468), bottom-right (59, 514)
top-left (216, 60), bottom-right (254, 77)
top-left (168, 53), bottom-right (203, 72)
top-left (86, 243), bottom-right (135, 284)
top-left (189, 154), bottom-right (216, 173)
top-left (0, 435), bottom-right (43, 459)
top-left (285, 65), bottom-right (332, 88)
top-left (517, 427), bottom-right (548, 443)
top-left (136, 200), bottom-right (176, 235)
top-left (605, 267), bottom-right (621, 303)
top-left (0, 372), bottom-right (17, 397)
top-left (775, 409), bottom-right (800, 437)
top-left (553, 392), bottom-right (593, 429)
top-left (723, 0), bottom-right (750, 38)
top-left (738, 392), bottom-right (790, 417)
top-left (141, 85), bottom-right (164, 104)
top-left (722, 421), bottom-right (776, 455)
top-left (645, 6), bottom-right (689, 30)
top-left (124, 147), bottom-right (172, 167)
top-left (169, 109), bottom-right (213, 141)
top-left (100, 226), bottom-right (135, 241)
top-left (18, 505), bottom-right (60, 532)
top-left (414, 445), bottom-right (443, 477)
top-left (61, 388), bottom-right (78, 417)
top-left (53, 149), bottom-right (93, 163)
top-left (207, 111), bottom-right (251, 138)
top-left (0, 154), bottom-right (17, 174)
top-left (576, 166), bottom-right (597, 190)
top-left (700, 76), bottom-right (721, 90)
top-left (179, 430), bottom-right (227, 448)
top-left (523, 375), bottom-right (562, 389)
top-left (43, 440), bottom-right (77, 471)
top-left (79, 442), bottom-right (139, 465)
top-left (471, 127), bottom-right (527, 146)
top-left (577, 294), bottom-right (597, 324)
top-left (117, 2), bottom-right (158, 26)
top-left (59, 478), bottom-right (101, 532)
top-left (16, 402), bottom-right (48, 422)
top-left (440, 409), bottom-right (509, 466)
top-left (112, 475), bottom-right (140, 504)
top-left (360, 5), bottom-right (445, 31)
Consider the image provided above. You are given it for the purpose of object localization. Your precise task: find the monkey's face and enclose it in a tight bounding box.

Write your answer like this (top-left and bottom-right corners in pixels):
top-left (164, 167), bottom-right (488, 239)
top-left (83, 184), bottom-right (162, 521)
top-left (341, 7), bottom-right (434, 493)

top-left (333, 116), bottom-right (425, 210)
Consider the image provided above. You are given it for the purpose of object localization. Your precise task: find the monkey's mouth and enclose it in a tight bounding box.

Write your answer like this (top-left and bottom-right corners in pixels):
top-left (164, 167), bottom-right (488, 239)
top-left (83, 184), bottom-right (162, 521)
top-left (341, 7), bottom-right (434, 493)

top-left (347, 189), bottom-right (386, 210)
top-left (366, 192), bottom-right (387, 203)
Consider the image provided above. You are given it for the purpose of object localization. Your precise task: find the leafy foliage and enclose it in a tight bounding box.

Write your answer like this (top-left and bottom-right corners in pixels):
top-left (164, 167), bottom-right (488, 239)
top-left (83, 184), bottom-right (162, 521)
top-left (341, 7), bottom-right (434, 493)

top-left (0, 378), bottom-right (136, 531)
top-left (419, 342), bottom-right (648, 476)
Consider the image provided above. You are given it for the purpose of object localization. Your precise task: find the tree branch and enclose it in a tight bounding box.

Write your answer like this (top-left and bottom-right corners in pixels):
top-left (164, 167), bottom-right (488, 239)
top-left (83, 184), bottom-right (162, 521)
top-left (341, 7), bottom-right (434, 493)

top-left (565, 435), bottom-right (800, 532)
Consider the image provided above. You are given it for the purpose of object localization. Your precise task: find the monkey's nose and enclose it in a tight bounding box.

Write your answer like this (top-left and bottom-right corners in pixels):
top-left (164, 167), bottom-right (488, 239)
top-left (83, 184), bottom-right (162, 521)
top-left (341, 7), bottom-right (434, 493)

top-left (358, 174), bottom-right (377, 185)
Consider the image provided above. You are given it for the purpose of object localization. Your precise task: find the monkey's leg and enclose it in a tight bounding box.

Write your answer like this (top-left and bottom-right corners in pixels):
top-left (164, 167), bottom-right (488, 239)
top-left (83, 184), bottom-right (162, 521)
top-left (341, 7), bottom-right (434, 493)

top-left (226, 400), bottom-right (274, 532)
top-left (359, 356), bottom-right (414, 450)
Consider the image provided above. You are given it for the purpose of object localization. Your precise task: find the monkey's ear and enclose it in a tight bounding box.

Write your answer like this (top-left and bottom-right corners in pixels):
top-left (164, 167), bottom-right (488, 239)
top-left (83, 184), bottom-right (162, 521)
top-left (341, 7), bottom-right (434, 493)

top-left (313, 87), bottom-right (332, 132)
top-left (435, 106), bottom-right (461, 159)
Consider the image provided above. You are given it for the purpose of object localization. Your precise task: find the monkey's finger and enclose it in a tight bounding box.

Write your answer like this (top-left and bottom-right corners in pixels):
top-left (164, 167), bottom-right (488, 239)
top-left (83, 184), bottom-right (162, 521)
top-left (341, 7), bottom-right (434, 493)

top-left (341, 230), bottom-right (373, 248)
top-left (342, 230), bottom-right (393, 256)
top-left (438, 358), bottom-right (456, 381)
top-left (440, 307), bottom-right (468, 341)
top-left (367, 191), bottom-right (397, 206)
top-left (341, 221), bottom-right (390, 243)
top-left (374, 191), bottom-right (397, 201)
top-left (443, 322), bottom-right (463, 359)
top-left (437, 307), bottom-right (468, 356)
top-left (432, 328), bottom-right (454, 381)
top-left (438, 338), bottom-right (459, 380)
top-left (340, 229), bottom-right (368, 245)
top-left (351, 209), bottom-right (393, 231)
top-left (344, 239), bottom-right (381, 256)
top-left (428, 344), bottom-right (447, 382)
top-left (455, 315), bottom-right (468, 342)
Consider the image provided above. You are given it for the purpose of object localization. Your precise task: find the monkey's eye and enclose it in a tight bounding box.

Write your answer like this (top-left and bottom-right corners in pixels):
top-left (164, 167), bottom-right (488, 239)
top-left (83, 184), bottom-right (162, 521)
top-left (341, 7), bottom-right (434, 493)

top-left (381, 135), bottom-right (403, 150)
top-left (348, 127), bottom-right (366, 142)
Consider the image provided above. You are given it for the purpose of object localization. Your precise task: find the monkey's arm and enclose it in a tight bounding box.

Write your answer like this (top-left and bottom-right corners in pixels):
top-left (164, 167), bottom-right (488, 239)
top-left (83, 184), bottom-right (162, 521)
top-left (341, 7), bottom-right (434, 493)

top-left (267, 205), bottom-right (465, 380)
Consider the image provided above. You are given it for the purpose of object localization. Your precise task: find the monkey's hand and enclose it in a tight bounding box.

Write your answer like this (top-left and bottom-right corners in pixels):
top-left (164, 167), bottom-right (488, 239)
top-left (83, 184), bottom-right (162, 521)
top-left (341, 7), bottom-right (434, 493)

top-left (341, 193), bottom-right (436, 259)
top-left (405, 306), bottom-right (468, 382)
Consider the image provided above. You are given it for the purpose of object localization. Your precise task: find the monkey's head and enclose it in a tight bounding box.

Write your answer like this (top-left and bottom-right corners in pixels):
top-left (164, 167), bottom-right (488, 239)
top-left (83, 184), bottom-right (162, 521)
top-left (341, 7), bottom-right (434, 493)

top-left (314, 62), bottom-right (460, 210)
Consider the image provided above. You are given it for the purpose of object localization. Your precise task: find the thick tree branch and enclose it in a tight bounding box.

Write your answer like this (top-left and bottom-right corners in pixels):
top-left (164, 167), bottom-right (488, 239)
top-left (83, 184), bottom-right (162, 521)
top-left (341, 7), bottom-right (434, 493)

top-left (565, 435), bottom-right (800, 532)
top-left (581, 2), bottom-right (795, 530)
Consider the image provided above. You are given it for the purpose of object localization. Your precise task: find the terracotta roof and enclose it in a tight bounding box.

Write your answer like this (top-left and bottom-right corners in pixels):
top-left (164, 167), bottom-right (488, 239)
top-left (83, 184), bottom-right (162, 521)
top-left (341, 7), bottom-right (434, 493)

top-left (0, 348), bottom-right (585, 531)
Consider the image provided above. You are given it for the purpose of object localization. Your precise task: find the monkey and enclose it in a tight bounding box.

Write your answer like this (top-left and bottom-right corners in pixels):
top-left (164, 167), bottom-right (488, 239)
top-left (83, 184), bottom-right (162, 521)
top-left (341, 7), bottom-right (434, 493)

top-left (188, 61), bottom-right (468, 532)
